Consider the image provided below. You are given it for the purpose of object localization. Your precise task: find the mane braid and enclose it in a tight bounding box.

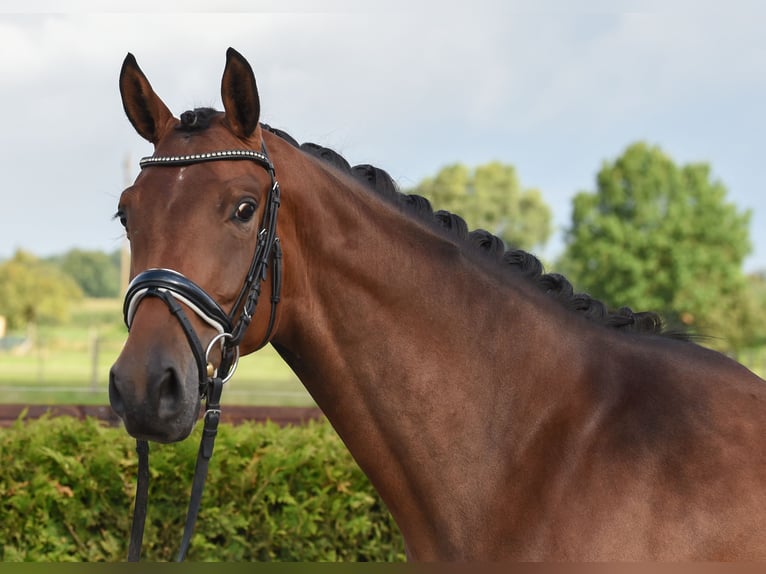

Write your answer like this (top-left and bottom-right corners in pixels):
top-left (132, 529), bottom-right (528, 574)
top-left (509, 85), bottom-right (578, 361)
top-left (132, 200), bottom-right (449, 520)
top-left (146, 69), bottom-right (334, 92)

top-left (260, 123), bottom-right (692, 342)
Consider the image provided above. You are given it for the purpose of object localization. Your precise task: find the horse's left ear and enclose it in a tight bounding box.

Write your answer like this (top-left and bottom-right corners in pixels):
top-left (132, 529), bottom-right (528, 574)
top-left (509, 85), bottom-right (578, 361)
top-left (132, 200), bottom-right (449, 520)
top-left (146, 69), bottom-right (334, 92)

top-left (221, 48), bottom-right (260, 140)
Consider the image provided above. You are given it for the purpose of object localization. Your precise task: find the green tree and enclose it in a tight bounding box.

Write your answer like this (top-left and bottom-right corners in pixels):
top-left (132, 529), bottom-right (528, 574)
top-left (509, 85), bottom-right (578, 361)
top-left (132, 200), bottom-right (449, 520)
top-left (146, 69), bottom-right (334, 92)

top-left (738, 272), bottom-right (766, 348)
top-left (558, 142), bottom-right (752, 351)
top-left (0, 250), bottom-right (83, 330)
top-left (48, 248), bottom-right (121, 298)
top-left (408, 161), bottom-right (553, 250)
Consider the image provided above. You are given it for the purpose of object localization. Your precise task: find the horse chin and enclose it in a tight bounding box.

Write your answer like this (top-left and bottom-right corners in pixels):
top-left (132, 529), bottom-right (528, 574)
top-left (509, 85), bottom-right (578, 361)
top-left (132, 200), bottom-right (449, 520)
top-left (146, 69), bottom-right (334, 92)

top-left (121, 407), bottom-right (198, 444)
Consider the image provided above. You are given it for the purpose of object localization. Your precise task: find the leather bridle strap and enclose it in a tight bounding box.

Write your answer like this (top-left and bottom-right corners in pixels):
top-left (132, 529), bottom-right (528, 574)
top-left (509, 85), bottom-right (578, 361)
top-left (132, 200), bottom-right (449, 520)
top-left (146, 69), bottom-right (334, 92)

top-left (128, 439), bottom-right (149, 561)
top-left (176, 375), bottom-right (223, 561)
top-left (124, 143), bottom-right (281, 562)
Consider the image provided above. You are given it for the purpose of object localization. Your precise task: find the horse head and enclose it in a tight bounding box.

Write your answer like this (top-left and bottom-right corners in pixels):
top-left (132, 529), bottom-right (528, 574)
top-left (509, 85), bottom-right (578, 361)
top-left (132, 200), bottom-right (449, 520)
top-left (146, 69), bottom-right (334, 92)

top-left (109, 49), bottom-right (281, 442)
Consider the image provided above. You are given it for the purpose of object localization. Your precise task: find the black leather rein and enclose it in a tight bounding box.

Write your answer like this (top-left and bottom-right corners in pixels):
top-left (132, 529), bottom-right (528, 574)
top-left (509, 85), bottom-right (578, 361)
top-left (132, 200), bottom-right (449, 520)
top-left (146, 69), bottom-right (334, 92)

top-left (123, 145), bottom-right (282, 562)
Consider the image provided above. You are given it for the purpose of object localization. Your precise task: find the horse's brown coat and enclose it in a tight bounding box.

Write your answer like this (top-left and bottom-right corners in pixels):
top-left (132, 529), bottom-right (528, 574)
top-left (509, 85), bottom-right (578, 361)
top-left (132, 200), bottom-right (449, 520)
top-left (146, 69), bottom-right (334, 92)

top-left (110, 48), bottom-right (766, 560)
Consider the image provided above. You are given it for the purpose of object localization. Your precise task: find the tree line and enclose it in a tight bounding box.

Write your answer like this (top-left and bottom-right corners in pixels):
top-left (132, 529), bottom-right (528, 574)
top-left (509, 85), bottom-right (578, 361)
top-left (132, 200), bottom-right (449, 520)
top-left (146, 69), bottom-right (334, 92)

top-left (1, 140), bottom-right (764, 352)
top-left (407, 141), bottom-right (765, 353)
top-left (0, 249), bottom-right (121, 329)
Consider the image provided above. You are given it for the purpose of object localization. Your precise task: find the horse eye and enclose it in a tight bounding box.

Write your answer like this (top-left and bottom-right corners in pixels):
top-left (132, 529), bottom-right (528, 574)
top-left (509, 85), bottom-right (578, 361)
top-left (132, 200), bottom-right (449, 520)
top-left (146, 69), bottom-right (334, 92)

top-left (234, 200), bottom-right (257, 222)
top-left (114, 210), bottom-right (128, 231)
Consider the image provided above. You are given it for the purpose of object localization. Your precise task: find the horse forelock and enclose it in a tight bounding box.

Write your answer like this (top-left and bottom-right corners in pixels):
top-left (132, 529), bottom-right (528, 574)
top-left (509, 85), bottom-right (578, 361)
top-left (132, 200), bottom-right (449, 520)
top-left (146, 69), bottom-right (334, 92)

top-left (177, 107), bottom-right (219, 132)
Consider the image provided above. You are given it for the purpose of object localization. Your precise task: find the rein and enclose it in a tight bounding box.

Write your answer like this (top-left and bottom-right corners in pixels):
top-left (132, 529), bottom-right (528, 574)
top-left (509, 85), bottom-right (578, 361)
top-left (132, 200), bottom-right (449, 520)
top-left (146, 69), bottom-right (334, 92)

top-left (123, 144), bottom-right (282, 561)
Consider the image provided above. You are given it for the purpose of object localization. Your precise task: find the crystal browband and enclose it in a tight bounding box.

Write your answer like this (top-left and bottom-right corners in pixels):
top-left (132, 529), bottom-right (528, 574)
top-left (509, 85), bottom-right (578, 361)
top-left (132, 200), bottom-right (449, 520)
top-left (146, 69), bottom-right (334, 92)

top-left (139, 149), bottom-right (271, 169)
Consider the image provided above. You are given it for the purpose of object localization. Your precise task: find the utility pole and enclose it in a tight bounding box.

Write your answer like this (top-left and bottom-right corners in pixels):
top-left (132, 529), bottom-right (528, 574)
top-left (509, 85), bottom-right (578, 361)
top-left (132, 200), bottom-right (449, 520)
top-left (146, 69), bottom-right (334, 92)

top-left (120, 154), bottom-right (132, 294)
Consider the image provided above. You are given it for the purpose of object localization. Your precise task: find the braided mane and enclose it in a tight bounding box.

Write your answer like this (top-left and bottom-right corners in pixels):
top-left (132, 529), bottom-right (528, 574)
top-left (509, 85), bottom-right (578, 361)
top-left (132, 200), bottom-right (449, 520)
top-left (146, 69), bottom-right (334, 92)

top-left (256, 119), bottom-right (684, 340)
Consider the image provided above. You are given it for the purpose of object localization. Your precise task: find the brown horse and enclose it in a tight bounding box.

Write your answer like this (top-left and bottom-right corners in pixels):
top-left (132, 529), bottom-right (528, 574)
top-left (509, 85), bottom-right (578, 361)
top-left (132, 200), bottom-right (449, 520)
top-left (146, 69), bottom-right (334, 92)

top-left (110, 48), bottom-right (766, 560)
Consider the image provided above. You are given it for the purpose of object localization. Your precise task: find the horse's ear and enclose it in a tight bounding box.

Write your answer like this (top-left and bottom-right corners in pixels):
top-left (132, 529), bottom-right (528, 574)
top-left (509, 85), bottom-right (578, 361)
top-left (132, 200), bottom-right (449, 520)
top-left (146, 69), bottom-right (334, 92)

top-left (221, 48), bottom-right (260, 140)
top-left (119, 53), bottom-right (174, 144)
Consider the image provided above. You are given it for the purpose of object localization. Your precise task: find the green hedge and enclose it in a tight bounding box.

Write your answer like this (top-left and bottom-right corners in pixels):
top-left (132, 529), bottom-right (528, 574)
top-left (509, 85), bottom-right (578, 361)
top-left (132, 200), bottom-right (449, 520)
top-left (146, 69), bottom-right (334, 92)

top-left (0, 414), bottom-right (405, 562)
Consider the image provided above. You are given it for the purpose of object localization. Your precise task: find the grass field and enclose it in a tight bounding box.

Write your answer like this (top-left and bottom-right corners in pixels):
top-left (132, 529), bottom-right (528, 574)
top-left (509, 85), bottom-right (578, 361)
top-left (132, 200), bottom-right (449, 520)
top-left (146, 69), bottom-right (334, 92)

top-left (0, 298), bottom-right (313, 406)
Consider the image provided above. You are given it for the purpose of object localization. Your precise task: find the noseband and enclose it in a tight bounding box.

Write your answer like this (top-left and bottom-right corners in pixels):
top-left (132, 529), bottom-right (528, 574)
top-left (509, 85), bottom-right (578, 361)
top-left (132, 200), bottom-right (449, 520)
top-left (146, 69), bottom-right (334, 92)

top-left (124, 144), bottom-right (282, 561)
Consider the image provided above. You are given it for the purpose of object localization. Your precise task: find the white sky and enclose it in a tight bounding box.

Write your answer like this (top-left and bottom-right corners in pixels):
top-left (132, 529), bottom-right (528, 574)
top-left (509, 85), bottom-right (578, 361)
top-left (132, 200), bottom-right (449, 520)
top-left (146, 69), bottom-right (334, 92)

top-left (1, 0), bottom-right (765, 272)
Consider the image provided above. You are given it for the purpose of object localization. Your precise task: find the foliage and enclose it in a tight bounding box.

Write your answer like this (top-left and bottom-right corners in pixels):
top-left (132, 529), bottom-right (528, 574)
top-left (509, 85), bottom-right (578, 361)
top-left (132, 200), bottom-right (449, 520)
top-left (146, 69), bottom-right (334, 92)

top-left (558, 142), bottom-right (753, 352)
top-left (407, 161), bottom-right (553, 250)
top-left (0, 250), bottom-right (83, 330)
top-left (738, 272), bottom-right (766, 348)
top-left (47, 249), bottom-right (121, 298)
top-left (0, 415), bottom-right (405, 562)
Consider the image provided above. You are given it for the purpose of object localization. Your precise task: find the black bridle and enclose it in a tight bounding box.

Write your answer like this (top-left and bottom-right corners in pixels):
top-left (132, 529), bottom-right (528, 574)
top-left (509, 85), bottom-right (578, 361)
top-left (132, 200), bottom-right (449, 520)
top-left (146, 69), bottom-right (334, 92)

top-left (123, 145), bottom-right (282, 562)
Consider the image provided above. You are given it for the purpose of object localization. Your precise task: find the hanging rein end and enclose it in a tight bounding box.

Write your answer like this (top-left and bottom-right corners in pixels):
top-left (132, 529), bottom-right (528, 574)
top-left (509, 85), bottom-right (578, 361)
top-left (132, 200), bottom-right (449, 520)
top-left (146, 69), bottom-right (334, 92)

top-left (174, 373), bottom-right (226, 562)
top-left (127, 439), bottom-right (150, 562)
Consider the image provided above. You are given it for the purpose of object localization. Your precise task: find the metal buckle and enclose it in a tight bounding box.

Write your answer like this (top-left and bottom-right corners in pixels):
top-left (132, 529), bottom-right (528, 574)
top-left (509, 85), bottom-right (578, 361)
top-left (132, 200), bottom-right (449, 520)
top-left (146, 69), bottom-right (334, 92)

top-left (204, 332), bottom-right (240, 384)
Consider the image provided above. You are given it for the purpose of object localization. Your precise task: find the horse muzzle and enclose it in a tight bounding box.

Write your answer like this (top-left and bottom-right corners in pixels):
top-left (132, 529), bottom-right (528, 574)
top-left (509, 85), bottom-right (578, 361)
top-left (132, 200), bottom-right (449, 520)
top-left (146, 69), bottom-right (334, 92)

top-left (109, 356), bottom-right (198, 443)
top-left (109, 268), bottom-right (234, 442)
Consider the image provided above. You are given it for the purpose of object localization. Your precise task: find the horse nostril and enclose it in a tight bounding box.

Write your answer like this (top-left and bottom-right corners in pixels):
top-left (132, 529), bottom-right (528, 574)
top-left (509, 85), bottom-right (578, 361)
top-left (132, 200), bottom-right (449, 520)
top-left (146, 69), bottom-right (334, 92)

top-left (157, 368), bottom-right (183, 418)
top-left (109, 368), bottom-right (125, 417)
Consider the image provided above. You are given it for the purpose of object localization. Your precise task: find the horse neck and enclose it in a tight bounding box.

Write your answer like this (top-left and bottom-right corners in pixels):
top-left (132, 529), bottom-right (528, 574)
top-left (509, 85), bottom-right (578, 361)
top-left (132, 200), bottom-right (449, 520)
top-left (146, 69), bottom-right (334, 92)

top-left (268, 151), bottom-right (597, 557)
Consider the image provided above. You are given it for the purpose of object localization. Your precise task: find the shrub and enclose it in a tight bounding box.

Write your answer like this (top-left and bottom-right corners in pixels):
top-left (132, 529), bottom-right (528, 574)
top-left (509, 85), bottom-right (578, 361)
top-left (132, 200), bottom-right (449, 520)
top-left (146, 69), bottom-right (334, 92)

top-left (0, 414), bottom-right (405, 561)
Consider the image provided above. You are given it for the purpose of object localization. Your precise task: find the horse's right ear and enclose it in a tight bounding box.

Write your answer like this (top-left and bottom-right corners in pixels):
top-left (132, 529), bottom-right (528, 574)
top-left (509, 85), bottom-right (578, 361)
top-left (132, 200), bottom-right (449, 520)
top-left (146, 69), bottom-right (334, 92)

top-left (221, 48), bottom-right (260, 140)
top-left (119, 53), bottom-right (174, 144)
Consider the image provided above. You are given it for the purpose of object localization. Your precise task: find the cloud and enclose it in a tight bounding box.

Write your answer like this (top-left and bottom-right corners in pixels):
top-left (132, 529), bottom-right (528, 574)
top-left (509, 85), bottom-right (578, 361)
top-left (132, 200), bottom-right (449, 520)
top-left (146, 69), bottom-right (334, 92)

top-left (1, 4), bottom-right (765, 271)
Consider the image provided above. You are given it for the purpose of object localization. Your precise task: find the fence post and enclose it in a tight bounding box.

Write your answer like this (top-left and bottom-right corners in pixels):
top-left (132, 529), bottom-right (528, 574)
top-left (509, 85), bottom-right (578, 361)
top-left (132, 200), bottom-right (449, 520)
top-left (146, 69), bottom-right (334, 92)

top-left (90, 328), bottom-right (100, 392)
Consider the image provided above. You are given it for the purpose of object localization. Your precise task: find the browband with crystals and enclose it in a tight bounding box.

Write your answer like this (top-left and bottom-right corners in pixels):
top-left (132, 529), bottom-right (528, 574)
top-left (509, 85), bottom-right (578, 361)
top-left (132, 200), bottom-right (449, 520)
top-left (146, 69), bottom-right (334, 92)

top-left (139, 149), bottom-right (271, 169)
